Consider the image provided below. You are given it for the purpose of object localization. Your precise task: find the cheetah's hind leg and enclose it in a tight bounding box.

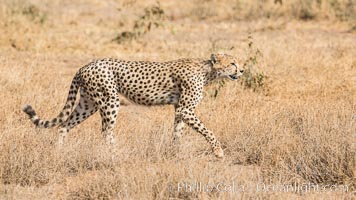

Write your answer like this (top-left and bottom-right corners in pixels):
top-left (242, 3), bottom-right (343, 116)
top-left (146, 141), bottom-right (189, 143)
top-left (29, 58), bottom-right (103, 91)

top-left (97, 94), bottom-right (120, 146)
top-left (57, 88), bottom-right (98, 145)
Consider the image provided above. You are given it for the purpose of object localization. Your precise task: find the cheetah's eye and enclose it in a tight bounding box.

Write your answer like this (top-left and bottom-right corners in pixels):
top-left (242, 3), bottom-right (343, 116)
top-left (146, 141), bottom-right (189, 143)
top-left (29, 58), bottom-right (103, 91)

top-left (231, 63), bottom-right (236, 66)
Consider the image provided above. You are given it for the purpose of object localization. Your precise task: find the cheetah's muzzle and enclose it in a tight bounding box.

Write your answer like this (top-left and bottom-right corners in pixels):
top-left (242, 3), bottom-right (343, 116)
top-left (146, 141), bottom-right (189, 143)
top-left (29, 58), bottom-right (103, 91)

top-left (228, 74), bottom-right (239, 80)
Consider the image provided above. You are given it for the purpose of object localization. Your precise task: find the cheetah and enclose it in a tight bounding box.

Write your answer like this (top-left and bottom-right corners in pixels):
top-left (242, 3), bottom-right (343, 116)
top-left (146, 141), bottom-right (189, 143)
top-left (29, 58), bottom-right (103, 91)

top-left (22, 53), bottom-right (244, 158)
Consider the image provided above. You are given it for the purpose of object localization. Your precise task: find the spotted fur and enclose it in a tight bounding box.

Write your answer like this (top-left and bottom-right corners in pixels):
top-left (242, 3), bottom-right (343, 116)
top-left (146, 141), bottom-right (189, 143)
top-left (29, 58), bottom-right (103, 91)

top-left (23, 53), bottom-right (244, 158)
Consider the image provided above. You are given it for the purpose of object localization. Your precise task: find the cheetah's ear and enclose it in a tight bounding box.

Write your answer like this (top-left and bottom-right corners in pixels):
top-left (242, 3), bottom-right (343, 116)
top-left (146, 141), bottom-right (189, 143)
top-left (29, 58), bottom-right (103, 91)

top-left (210, 53), bottom-right (225, 65)
top-left (210, 54), bottom-right (218, 65)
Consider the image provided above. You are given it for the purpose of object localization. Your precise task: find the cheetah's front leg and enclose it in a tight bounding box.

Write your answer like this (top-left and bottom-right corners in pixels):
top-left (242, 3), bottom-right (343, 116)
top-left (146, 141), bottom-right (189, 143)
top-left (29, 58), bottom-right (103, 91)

top-left (175, 106), bottom-right (224, 158)
top-left (176, 108), bottom-right (224, 158)
top-left (174, 79), bottom-right (224, 158)
top-left (172, 106), bottom-right (185, 144)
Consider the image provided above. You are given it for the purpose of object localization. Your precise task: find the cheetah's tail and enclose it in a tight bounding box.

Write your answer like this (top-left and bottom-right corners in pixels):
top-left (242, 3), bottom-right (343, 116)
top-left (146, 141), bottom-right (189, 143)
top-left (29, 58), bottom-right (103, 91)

top-left (22, 72), bottom-right (81, 128)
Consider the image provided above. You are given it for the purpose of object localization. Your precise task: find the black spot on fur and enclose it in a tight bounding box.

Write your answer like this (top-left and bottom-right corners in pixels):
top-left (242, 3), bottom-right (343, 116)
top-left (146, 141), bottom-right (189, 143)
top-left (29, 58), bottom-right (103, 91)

top-left (34, 119), bottom-right (40, 126)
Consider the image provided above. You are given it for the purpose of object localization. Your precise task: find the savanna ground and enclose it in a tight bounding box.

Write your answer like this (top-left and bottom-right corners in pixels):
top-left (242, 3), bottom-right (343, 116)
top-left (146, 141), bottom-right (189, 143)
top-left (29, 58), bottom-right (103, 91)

top-left (0, 0), bottom-right (355, 199)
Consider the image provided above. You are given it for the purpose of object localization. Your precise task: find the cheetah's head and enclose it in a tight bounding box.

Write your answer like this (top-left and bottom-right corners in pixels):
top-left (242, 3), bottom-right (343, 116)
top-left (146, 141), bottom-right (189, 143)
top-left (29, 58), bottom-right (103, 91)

top-left (210, 53), bottom-right (244, 80)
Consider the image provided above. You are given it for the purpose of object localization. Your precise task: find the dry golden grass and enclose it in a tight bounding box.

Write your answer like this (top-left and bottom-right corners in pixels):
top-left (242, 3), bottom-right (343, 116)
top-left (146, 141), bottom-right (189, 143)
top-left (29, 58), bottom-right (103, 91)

top-left (0, 0), bottom-right (355, 199)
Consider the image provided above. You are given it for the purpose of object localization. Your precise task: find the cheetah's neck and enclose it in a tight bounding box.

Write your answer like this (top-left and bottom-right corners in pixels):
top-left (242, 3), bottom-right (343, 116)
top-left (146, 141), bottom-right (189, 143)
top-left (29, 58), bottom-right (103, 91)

top-left (204, 68), bottom-right (218, 85)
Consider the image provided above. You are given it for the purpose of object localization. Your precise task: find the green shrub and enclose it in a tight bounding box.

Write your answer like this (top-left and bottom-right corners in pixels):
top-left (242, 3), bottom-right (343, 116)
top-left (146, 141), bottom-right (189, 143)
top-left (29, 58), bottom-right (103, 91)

top-left (114, 4), bottom-right (165, 43)
top-left (240, 35), bottom-right (268, 93)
